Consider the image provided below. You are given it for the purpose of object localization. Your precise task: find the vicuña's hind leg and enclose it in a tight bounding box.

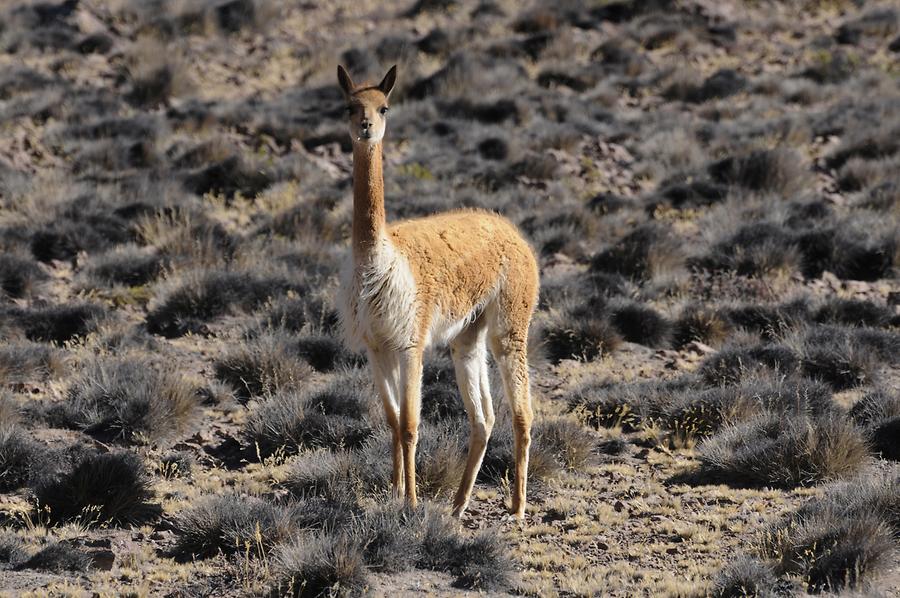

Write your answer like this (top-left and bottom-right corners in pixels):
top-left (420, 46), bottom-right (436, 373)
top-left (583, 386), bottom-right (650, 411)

top-left (450, 317), bottom-right (494, 517)
top-left (490, 331), bottom-right (533, 519)
top-left (368, 348), bottom-right (404, 498)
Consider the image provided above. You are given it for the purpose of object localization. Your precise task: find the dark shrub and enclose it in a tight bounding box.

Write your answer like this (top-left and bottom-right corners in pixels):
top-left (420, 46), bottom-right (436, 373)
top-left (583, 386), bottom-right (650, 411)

top-left (172, 494), bottom-right (292, 560)
top-left (871, 417), bottom-right (900, 461)
top-left (294, 334), bottom-right (363, 372)
top-left (420, 355), bottom-right (465, 424)
top-left (835, 8), bottom-right (898, 45)
top-left (663, 378), bottom-right (832, 445)
top-left (0, 342), bottom-right (63, 384)
top-left (417, 508), bottom-right (512, 591)
top-left (569, 378), bottom-right (676, 432)
top-left (673, 304), bottom-right (731, 348)
top-left (157, 451), bottom-right (194, 480)
top-left (698, 344), bottom-right (799, 385)
top-left (722, 300), bottom-right (810, 340)
top-left (183, 156), bottom-right (276, 199)
top-left (0, 532), bottom-right (27, 569)
top-left (0, 427), bottom-right (37, 492)
top-left (609, 302), bottom-right (672, 348)
top-left (283, 450), bottom-right (356, 500)
top-left (850, 390), bottom-right (900, 428)
top-left (801, 340), bottom-right (875, 391)
top-left (590, 222), bottom-right (684, 282)
top-left (353, 504), bottom-right (418, 573)
top-left (273, 532), bottom-right (368, 598)
top-left (34, 450), bottom-right (159, 525)
top-left (700, 223), bottom-right (800, 278)
top-left (697, 412), bottom-right (870, 488)
top-left (542, 315), bottom-right (622, 364)
top-left (707, 148), bottom-right (807, 194)
top-left (245, 373), bottom-right (374, 457)
top-left (85, 246), bottom-right (165, 287)
top-left (146, 271), bottom-right (303, 337)
top-left (214, 333), bottom-right (312, 402)
top-left (49, 357), bottom-right (198, 444)
top-left (710, 556), bottom-right (777, 598)
top-left (3, 303), bottom-right (106, 344)
top-left (532, 417), bottom-right (595, 472)
top-left (18, 542), bottom-right (92, 573)
top-left (0, 254), bottom-right (44, 299)
top-left (802, 49), bottom-right (858, 84)
top-left (668, 68), bottom-right (747, 103)
top-left (815, 298), bottom-right (894, 328)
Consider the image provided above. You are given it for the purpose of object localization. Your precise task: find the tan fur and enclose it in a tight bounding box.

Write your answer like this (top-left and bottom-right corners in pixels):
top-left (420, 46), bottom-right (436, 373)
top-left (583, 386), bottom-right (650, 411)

top-left (337, 65), bottom-right (539, 519)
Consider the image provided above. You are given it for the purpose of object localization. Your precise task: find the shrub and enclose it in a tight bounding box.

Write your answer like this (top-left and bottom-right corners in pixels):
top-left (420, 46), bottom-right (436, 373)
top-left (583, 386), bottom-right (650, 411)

top-left (871, 417), bottom-right (900, 461)
top-left (0, 253), bottom-right (44, 299)
top-left (171, 494), bottom-right (293, 560)
top-left (672, 304), bottom-right (731, 348)
top-left (609, 301), bottom-right (672, 348)
top-left (0, 427), bottom-right (37, 492)
top-left (283, 450), bottom-right (357, 501)
top-left (417, 508), bottom-right (512, 591)
top-left (294, 334), bottom-right (363, 373)
top-left (698, 344), bottom-right (799, 385)
top-left (49, 357), bottom-right (199, 444)
top-left (849, 390), bottom-right (900, 428)
top-left (0, 341), bottom-right (64, 385)
top-left (214, 333), bottom-right (312, 403)
top-left (18, 542), bottom-right (93, 573)
top-left (420, 355), bottom-right (465, 424)
top-left (776, 511), bottom-right (895, 594)
top-left (272, 532), bottom-right (368, 598)
top-left (814, 298), bottom-right (894, 328)
top-left (245, 375), bottom-right (374, 458)
top-left (532, 417), bottom-right (595, 472)
top-left (722, 300), bottom-right (810, 340)
top-left (697, 412), bottom-right (870, 488)
top-left (0, 532), bottom-right (27, 569)
top-left (663, 378), bottom-right (832, 446)
top-left (34, 450), bottom-right (159, 525)
top-left (2, 303), bottom-right (106, 344)
top-left (590, 223), bottom-right (684, 282)
top-left (569, 378), bottom-right (693, 432)
top-left (352, 504), bottom-right (419, 573)
top-left (708, 148), bottom-right (807, 194)
top-left (146, 271), bottom-right (304, 338)
top-left (700, 223), bottom-right (800, 278)
top-left (84, 246), bottom-right (165, 287)
top-left (801, 340), bottom-right (875, 391)
top-left (542, 313), bottom-right (622, 364)
top-left (710, 556), bottom-right (778, 598)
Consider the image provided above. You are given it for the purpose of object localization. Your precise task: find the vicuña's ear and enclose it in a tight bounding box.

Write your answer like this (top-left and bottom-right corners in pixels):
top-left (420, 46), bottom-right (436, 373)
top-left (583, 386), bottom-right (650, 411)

top-left (337, 65), bottom-right (355, 99)
top-left (378, 65), bottom-right (397, 98)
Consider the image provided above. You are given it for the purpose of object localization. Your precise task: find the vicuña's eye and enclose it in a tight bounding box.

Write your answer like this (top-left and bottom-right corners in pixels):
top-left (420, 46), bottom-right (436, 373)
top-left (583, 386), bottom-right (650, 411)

top-left (379, 106), bottom-right (389, 115)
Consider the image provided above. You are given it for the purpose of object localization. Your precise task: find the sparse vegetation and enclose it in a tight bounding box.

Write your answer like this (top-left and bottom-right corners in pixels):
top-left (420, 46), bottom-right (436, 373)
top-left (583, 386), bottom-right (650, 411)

top-left (3, 0), bottom-right (899, 594)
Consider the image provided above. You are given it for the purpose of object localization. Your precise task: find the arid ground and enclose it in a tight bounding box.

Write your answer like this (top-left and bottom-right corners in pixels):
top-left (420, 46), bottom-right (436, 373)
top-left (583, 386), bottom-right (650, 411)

top-left (0, 0), bottom-right (899, 596)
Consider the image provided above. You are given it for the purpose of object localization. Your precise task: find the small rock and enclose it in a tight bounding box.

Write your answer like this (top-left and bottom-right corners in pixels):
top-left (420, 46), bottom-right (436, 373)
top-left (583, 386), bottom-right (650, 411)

top-left (613, 500), bottom-right (626, 513)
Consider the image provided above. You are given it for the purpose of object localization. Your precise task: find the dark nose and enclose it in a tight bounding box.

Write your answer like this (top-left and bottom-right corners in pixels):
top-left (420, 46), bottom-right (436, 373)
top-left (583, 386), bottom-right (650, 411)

top-left (361, 120), bottom-right (371, 130)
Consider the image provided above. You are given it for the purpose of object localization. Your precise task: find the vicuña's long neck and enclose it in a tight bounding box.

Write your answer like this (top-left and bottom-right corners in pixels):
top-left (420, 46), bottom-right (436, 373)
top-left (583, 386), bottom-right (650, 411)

top-left (352, 141), bottom-right (386, 258)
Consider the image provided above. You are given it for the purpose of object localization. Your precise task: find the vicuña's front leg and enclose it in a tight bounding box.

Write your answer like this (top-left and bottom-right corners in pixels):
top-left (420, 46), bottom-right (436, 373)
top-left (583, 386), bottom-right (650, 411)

top-left (399, 347), bottom-right (423, 507)
top-left (368, 348), bottom-right (404, 498)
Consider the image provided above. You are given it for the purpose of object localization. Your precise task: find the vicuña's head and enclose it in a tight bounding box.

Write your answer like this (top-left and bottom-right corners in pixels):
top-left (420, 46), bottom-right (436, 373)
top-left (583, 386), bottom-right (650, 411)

top-left (337, 64), bottom-right (397, 146)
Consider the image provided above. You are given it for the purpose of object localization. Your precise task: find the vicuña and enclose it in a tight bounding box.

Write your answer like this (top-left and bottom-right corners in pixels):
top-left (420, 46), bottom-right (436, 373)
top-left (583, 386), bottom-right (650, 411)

top-left (337, 64), bottom-right (539, 519)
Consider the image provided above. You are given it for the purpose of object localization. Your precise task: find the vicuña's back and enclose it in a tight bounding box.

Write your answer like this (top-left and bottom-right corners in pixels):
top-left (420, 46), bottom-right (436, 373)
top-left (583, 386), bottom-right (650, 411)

top-left (336, 64), bottom-right (539, 519)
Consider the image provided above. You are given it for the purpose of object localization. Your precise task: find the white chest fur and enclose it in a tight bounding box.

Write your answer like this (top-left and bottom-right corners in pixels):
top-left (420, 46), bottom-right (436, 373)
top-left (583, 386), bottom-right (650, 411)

top-left (339, 239), bottom-right (418, 352)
